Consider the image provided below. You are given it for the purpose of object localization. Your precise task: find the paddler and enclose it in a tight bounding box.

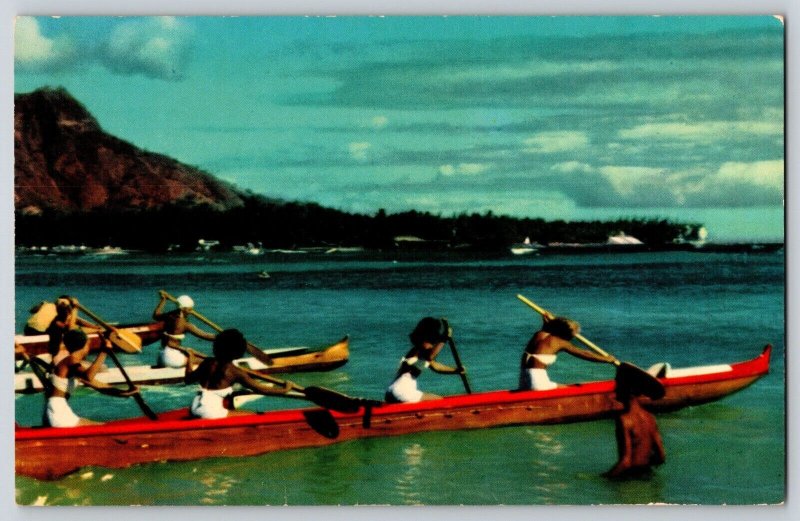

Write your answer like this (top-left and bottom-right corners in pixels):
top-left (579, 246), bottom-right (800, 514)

top-left (519, 315), bottom-right (614, 390)
top-left (384, 317), bottom-right (465, 403)
top-left (184, 328), bottom-right (294, 419)
top-left (45, 296), bottom-right (102, 357)
top-left (44, 329), bottom-right (108, 427)
top-left (152, 291), bottom-right (216, 368)
top-left (604, 371), bottom-right (666, 478)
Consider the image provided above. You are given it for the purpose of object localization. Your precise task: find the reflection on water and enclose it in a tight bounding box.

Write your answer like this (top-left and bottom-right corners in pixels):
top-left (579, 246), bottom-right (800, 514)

top-left (199, 472), bottom-right (236, 504)
top-left (396, 442), bottom-right (425, 505)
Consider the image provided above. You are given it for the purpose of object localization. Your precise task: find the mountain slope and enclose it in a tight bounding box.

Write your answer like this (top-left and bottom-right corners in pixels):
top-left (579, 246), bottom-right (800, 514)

top-left (14, 87), bottom-right (245, 214)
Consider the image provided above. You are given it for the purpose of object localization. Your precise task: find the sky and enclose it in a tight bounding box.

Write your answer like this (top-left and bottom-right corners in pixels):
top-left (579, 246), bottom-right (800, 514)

top-left (13, 15), bottom-right (785, 242)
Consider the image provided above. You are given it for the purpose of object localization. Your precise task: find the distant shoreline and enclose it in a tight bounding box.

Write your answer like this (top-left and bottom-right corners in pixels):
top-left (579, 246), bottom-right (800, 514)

top-left (15, 241), bottom-right (784, 259)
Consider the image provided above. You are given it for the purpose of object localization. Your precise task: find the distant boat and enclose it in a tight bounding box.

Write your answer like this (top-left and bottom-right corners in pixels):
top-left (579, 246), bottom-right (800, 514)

top-left (196, 239), bottom-right (220, 252)
top-left (606, 232), bottom-right (643, 245)
top-left (90, 246), bottom-right (127, 256)
top-left (257, 271), bottom-right (271, 280)
top-left (510, 237), bottom-right (539, 255)
top-left (234, 242), bottom-right (264, 255)
top-left (325, 247), bottom-right (365, 254)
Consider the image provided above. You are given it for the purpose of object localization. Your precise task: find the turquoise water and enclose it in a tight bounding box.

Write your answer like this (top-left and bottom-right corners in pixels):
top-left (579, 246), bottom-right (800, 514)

top-left (13, 251), bottom-right (785, 505)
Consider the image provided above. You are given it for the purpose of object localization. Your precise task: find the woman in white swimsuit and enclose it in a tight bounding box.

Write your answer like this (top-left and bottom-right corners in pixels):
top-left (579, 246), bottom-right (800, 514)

top-left (45, 329), bottom-right (108, 427)
top-left (385, 317), bottom-right (465, 403)
top-left (184, 329), bottom-right (293, 419)
top-left (519, 316), bottom-right (614, 390)
top-left (152, 291), bottom-right (216, 368)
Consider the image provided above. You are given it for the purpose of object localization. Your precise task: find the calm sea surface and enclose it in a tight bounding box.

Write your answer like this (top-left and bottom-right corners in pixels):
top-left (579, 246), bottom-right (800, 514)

top-left (13, 250), bottom-right (785, 505)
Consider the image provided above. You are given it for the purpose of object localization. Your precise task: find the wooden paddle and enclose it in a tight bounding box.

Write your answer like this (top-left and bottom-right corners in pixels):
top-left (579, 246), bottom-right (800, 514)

top-left (102, 347), bottom-right (158, 420)
top-left (75, 303), bottom-right (142, 354)
top-left (17, 350), bottom-right (55, 395)
top-left (159, 291), bottom-right (275, 367)
top-left (516, 294), bottom-right (665, 400)
top-left (75, 304), bottom-right (157, 419)
top-left (174, 345), bottom-right (366, 413)
top-left (441, 319), bottom-right (471, 394)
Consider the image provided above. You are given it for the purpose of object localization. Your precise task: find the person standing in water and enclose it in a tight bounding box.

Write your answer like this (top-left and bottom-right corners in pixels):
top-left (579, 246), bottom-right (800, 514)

top-left (604, 372), bottom-right (667, 478)
top-left (152, 291), bottom-right (216, 368)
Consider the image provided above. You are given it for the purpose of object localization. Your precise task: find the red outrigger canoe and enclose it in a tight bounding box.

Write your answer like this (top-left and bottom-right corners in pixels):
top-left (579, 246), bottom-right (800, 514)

top-left (15, 345), bottom-right (771, 480)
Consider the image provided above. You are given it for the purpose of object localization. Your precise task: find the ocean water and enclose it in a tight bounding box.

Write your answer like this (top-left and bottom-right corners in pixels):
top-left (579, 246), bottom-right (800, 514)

top-left (13, 250), bottom-right (785, 505)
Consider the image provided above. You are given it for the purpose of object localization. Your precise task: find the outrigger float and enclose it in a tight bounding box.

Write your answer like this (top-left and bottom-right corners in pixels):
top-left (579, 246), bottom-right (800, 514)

top-left (16, 345), bottom-right (770, 480)
top-left (15, 333), bottom-right (350, 393)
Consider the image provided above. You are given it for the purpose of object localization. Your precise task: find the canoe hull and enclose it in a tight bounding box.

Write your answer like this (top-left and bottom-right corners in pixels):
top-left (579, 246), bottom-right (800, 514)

top-left (15, 345), bottom-right (771, 480)
top-left (15, 337), bottom-right (350, 393)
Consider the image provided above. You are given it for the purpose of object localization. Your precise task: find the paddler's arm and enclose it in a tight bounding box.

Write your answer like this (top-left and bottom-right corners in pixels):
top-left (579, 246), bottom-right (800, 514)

top-left (185, 321), bottom-right (217, 342)
top-left (235, 369), bottom-right (294, 396)
top-left (428, 360), bottom-right (464, 375)
top-left (560, 342), bottom-right (615, 364)
top-left (152, 292), bottom-right (168, 320)
top-left (425, 341), bottom-right (463, 375)
top-left (82, 346), bottom-right (108, 382)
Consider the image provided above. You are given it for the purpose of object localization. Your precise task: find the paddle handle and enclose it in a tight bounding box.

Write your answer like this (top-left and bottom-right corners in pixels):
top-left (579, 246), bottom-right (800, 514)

top-left (448, 339), bottom-right (472, 394)
top-left (174, 344), bottom-right (301, 390)
top-left (75, 303), bottom-right (115, 331)
top-left (105, 348), bottom-right (158, 420)
top-left (439, 319), bottom-right (471, 394)
top-left (159, 290), bottom-right (274, 366)
top-left (515, 294), bottom-right (620, 365)
top-left (19, 351), bottom-right (55, 395)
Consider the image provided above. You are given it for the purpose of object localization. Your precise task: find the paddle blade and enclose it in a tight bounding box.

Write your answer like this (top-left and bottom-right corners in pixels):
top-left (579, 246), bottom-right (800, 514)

top-left (303, 386), bottom-right (363, 414)
top-left (303, 409), bottom-right (340, 439)
top-left (109, 329), bottom-right (143, 353)
top-left (616, 362), bottom-right (666, 400)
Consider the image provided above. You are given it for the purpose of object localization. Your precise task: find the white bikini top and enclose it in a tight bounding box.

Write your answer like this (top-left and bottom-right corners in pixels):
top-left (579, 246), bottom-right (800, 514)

top-left (524, 353), bottom-right (557, 366)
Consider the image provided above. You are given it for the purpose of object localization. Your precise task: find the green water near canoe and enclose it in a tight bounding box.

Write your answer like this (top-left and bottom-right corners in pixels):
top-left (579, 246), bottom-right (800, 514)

top-left (14, 251), bottom-right (785, 505)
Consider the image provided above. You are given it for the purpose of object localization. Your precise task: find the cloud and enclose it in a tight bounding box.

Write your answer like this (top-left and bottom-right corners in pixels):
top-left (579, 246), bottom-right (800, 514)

top-left (618, 120), bottom-right (783, 142)
top-left (551, 161), bottom-right (595, 174)
top-left (598, 166), bottom-right (667, 196)
top-left (438, 163), bottom-right (489, 176)
top-left (348, 142), bottom-right (371, 161)
top-left (371, 115), bottom-right (389, 129)
top-left (671, 160), bottom-right (784, 207)
top-left (524, 131), bottom-right (589, 153)
top-left (714, 160), bottom-right (783, 188)
top-left (14, 17), bottom-right (75, 70)
top-left (98, 17), bottom-right (194, 80)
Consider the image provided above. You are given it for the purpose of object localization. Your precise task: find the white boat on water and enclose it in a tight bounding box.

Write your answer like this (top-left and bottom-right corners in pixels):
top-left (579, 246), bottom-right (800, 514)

top-left (606, 232), bottom-right (643, 245)
top-left (91, 246), bottom-right (128, 256)
top-left (510, 237), bottom-right (539, 255)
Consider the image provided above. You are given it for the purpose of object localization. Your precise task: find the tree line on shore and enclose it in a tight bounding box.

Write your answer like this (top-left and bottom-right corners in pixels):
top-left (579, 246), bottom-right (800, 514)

top-left (15, 195), bottom-right (702, 252)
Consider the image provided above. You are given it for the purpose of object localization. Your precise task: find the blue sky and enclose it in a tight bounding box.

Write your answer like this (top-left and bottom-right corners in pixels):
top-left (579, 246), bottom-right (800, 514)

top-left (14, 16), bottom-right (784, 241)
